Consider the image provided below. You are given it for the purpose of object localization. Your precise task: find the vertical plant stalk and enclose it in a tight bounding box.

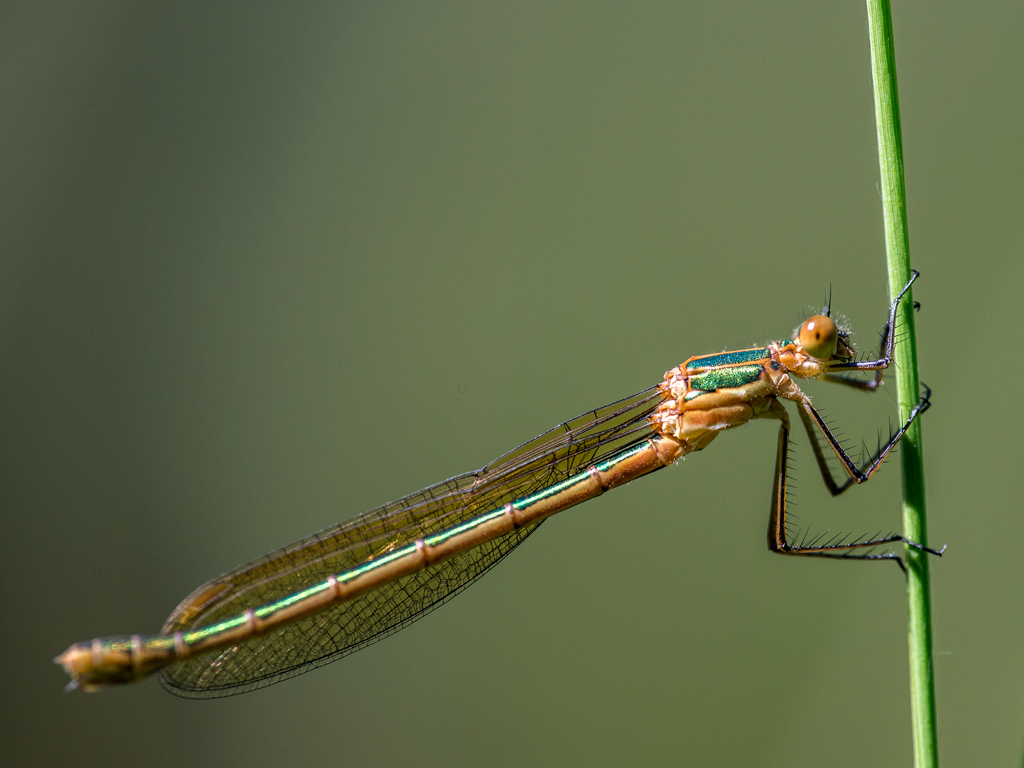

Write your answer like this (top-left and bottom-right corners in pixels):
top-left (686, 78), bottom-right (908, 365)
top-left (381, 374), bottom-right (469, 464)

top-left (865, 2), bottom-right (939, 767)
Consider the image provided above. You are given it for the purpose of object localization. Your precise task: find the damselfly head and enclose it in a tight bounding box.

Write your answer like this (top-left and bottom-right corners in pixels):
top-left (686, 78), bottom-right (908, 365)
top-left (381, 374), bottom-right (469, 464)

top-left (797, 314), bottom-right (857, 361)
top-left (798, 315), bottom-right (840, 360)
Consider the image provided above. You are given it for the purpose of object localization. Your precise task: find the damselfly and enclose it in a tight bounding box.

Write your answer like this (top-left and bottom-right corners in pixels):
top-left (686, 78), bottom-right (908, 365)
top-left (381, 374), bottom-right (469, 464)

top-left (57, 272), bottom-right (940, 698)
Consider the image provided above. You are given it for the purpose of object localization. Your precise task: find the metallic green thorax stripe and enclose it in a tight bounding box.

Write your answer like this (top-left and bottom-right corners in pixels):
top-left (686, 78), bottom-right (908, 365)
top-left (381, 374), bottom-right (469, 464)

top-left (176, 440), bottom-right (657, 652)
top-left (685, 347), bottom-right (769, 371)
top-left (688, 364), bottom-right (764, 394)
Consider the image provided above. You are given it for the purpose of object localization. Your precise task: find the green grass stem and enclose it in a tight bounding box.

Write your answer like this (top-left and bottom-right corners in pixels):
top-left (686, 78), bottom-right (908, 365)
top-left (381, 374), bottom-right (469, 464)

top-left (864, 2), bottom-right (939, 766)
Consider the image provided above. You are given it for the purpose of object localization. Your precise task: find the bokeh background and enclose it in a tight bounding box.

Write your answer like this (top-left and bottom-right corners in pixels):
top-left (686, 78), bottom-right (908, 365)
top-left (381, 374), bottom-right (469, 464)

top-left (3, 2), bottom-right (1021, 766)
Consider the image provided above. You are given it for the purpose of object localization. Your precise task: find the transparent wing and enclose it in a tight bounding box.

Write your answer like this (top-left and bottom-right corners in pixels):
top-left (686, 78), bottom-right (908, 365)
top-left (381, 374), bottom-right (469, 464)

top-left (159, 386), bottom-right (664, 697)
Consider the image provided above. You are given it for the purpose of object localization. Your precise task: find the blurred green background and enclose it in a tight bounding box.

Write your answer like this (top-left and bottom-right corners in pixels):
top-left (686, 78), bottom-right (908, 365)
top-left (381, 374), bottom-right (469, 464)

top-left (2, 2), bottom-right (1022, 766)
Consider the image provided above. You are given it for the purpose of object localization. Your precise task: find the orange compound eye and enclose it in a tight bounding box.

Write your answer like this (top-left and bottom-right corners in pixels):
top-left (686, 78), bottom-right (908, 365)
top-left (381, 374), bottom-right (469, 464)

top-left (798, 315), bottom-right (839, 359)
